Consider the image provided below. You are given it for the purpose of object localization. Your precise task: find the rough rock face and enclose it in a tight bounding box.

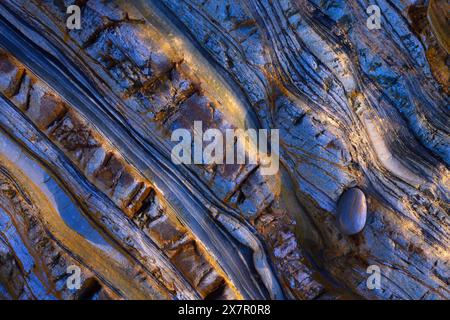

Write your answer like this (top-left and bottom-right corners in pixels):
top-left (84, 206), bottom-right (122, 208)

top-left (0, 0), bottom-right (448, 300)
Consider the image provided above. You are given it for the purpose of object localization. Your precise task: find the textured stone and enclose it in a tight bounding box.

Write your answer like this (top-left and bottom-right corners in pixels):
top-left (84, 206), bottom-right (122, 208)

top-left (27, 83), bottom-right (67, 129)
top-left (0, 0), bottom-right (448, 301)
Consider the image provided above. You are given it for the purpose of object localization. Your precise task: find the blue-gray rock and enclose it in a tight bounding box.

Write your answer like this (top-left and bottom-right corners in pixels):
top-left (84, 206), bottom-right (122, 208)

top-left (336, 188), bottom-right (367, 235)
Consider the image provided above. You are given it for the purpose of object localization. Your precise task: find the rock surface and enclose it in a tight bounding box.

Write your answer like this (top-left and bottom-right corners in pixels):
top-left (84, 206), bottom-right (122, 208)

top-left (0, 0), bottom-right (448, 300)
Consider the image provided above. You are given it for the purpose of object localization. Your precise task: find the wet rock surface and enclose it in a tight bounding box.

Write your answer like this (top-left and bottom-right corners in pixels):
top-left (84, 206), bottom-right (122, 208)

top-left (0, 0), bottom-right (448, 300)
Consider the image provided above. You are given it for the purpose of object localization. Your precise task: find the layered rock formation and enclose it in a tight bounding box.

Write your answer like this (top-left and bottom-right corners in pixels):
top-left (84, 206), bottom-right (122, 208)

top-left (0, 0), bottom-right (448, 300)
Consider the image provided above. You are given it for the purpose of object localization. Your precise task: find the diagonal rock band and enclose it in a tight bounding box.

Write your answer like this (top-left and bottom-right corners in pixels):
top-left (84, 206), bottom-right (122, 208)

top-left (0, 0), bottom-right (448, 300)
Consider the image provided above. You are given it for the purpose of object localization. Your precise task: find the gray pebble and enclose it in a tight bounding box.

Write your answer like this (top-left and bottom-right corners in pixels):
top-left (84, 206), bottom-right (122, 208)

top-left (336, 188), bottom-right (367, 235)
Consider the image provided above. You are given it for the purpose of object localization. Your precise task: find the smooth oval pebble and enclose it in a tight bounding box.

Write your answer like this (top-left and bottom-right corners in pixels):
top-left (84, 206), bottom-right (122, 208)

top-left (336, 188), bottom-right (367, 235)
